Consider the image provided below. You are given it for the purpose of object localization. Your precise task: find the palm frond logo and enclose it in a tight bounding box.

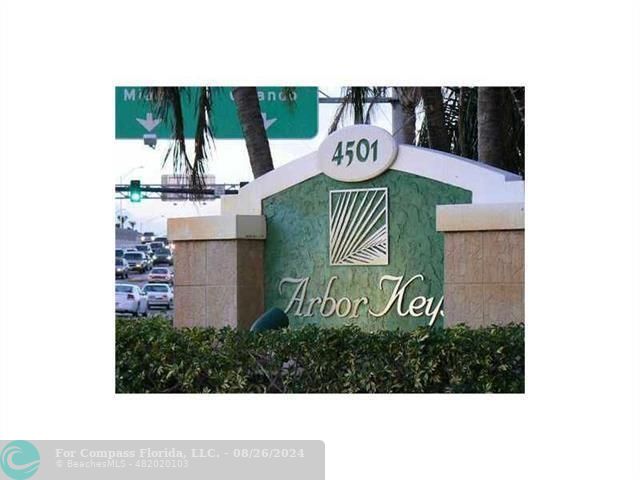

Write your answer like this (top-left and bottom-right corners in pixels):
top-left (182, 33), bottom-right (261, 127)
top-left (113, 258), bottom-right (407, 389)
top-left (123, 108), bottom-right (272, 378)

top-left (329, 188), bottom-right (388, 266)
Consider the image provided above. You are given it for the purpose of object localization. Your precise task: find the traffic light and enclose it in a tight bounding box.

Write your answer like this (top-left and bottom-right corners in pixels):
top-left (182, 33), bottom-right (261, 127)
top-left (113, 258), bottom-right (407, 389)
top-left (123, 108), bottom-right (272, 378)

top-left (129, 180), bottom-right (142, 202)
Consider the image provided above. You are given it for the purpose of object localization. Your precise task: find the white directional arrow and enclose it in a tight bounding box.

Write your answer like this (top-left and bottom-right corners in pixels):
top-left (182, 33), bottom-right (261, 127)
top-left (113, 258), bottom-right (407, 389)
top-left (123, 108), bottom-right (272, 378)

top-left (261, 112), bottom-right (277, 130)
top-left (136, 112), bottom-right (162, 132)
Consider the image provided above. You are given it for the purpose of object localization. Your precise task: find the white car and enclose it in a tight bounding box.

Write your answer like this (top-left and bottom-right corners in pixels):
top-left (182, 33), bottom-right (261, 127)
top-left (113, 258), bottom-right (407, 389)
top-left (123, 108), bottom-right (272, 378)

top-left (142, 283), bottom-right (174, 309)
top-left (148, 267), bottom-right (174, 284)
top-left (115, 284), bottom-right (148, 316)
top-left (141, 232), bottom-right (155, 243)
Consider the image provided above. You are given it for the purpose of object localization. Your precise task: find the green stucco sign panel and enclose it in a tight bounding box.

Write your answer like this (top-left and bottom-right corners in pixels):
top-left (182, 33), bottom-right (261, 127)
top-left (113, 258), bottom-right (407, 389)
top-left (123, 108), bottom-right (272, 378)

top-left (263, 170), bottom-right (471, 331)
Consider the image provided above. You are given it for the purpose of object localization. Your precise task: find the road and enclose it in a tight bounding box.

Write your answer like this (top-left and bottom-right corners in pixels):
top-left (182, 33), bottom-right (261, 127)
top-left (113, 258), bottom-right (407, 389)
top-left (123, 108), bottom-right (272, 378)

top-left (116, 266), bottom-right (174, 321)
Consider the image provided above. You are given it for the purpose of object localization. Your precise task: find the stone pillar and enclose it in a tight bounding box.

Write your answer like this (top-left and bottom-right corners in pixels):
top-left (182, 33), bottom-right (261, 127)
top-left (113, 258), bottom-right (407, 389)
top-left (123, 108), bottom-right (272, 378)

top-left (436, 203), bottom-right (524, 327)
top-left (167, 215), bottom-right (266, 329)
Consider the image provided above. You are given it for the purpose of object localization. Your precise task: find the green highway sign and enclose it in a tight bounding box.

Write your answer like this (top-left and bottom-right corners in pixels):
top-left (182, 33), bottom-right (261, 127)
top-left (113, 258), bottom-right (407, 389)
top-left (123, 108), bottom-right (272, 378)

top-left (115, 87), bottom-right (318, 140)
top-left (114, 87), bottom-right (197, 139)
top-left (212, 87), bottom-right (318, 139)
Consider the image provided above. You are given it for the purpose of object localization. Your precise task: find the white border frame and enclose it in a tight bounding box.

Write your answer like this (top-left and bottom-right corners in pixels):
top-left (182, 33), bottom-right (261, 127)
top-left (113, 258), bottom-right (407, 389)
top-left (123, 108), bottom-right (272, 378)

top-left (222, 143), bottom-right (524, 215)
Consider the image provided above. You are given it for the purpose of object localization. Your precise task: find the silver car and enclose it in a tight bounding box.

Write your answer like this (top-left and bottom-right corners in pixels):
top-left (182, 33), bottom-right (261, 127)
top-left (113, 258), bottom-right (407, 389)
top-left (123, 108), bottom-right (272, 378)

top-left (142, 283), bottom-right (174, 309)
top-left (115, 257), bottom-right (129, 279)
top-left (123, 252), bottom-right (147, 273)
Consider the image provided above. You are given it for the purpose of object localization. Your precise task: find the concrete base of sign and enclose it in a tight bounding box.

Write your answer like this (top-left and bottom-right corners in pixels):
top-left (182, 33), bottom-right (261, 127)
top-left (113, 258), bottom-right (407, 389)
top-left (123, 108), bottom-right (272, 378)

top-left (169, 214), bottom-right (266, 241)
top-left (437, 203), bottom-right (524, 328)
top-left (168, 216), bottom-right (265, 329)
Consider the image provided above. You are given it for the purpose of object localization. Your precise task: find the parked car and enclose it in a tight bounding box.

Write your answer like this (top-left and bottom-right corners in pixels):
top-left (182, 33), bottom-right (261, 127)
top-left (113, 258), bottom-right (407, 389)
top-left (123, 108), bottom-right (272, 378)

top-left (124, 247), bottom-right (139, 253)
top-left (115, 258), bottom-right (129, 279)
top-left (115, 284), bottom-right (148, 316)
top-left (148, 267), bottom-right (174, 284)
top-left (142, 283), bottom-right (174, 309)
top-left (123, 252), bottom-right (147, 273)
top-left (141, 232), bottom-right (155, 243)
top-left (153, 247), bottom-right (173, 265)
top-left (115, 248), bottom-right (124, 258)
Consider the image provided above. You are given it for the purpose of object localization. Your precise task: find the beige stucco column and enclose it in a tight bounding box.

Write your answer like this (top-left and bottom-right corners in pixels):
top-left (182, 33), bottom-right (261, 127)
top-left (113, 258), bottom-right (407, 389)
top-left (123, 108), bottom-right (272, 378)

top-left (167, 215), bottom-right (266, 329)
top-left (436, 203), bottom-right (524, 328)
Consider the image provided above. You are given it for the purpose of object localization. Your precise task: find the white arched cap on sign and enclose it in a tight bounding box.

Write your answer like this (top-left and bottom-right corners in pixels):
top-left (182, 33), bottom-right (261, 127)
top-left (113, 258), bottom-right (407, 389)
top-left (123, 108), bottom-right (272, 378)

top-left (318, 125), bottom-right (398, 182)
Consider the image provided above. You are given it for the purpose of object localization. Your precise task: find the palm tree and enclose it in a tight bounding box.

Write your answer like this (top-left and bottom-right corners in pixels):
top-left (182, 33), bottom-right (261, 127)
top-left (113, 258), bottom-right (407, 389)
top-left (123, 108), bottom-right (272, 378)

top-left (455, 87), bottom-right (478, 160)
top-left (477, 87), bottom-right (507, 169)
top-left (128, 220), bottom-right (136, 231)
top-left (117, 214), bottom-right (128, 229)
top-left (391, 87), bottom-right (419, 144)
top-left (328, 87), bottom-right (388, 134)
top-left (419, 87), bottom-right (478, 159)
top-left (333, 86), bottom-right (524, 176)
top-left (329, 87), bottom-right (449, 151)
top-left (419, 87), bottom-right (449, 152)
top-left (144, 87), bottom-right (274, 195)
top-left (477, 87), bottom-right (525, 175)
top-left (232, 87), bottom-right (273, 178)
top-left (147, 86), bottom-right (524, 187)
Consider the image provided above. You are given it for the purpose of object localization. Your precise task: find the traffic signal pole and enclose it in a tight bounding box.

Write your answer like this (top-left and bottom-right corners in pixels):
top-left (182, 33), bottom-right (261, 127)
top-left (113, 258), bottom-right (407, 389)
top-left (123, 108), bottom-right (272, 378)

top-left (114, 183), bottom-right (243, 201)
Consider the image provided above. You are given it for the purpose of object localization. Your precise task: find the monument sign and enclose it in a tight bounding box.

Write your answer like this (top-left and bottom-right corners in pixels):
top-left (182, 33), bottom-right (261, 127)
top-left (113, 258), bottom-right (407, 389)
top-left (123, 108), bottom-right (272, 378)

top-left (168, 125), bottom-right (525, 331)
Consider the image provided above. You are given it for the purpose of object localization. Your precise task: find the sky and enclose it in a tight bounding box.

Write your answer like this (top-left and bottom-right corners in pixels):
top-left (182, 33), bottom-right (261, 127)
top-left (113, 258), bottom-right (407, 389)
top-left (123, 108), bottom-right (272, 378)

top-left (114, 87), bottom-right (394, 235)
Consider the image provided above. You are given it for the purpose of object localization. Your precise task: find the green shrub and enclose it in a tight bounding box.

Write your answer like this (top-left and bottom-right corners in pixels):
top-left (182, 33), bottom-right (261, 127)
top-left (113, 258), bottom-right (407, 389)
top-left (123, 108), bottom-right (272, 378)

top-left (116, 317), bottom-right (524, 393)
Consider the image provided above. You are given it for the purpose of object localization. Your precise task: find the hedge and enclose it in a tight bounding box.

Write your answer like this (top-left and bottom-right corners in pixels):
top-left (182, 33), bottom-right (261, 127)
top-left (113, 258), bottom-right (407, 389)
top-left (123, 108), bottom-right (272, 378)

top-left (116, 317), bottom-right (524, 393)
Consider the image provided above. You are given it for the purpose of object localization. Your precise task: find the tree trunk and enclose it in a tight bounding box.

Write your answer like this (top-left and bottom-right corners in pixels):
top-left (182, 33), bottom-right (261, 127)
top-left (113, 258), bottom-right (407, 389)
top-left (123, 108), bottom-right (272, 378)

top-left (420, 87), bottom-right (449, 152)
top-left (392, 88), bottom-right (418, 145)
top-left (232, 87), bottom-right (274, 178)
top-left (458, 87), bottom-right (467, 157)
top-left (477, 87), bottom-right (507, 169)
top-left (401, 105), bottom-right (417, 144)
top-left (509, 87), bottom-right (525, 123)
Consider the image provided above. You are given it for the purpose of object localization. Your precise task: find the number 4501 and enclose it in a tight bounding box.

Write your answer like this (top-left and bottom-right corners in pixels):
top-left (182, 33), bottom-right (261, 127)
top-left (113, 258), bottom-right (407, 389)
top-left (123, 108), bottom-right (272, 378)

top-left (332, 139), bottom-right (378, 166)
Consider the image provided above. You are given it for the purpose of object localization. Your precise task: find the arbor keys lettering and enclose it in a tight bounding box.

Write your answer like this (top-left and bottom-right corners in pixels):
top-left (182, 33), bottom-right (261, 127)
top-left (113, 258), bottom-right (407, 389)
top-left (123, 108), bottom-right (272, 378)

top-left (318, 125), bottom-right (398, 182)
top-left (279, 275), bottom-right (444, 327)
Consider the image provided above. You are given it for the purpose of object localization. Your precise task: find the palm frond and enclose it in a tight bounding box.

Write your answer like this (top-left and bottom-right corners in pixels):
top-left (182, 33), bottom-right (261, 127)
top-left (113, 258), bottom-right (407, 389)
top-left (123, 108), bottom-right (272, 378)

top-left (143, 87), bottom-right (213, 198)
top-left (328, 87), bottom-right (388, 134)
top-left (365, 87), bottom-right (388, 124)
top-left (281, 87), bottom-right (297, 112)
top-left (395, 87), bottom-right (418, 107)
top-left (191, 86), bottom-right (214, 199)
top-left (417, 86), bottom-right (478, 159)
top-left (328, 100), bottom-right (348, 134)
